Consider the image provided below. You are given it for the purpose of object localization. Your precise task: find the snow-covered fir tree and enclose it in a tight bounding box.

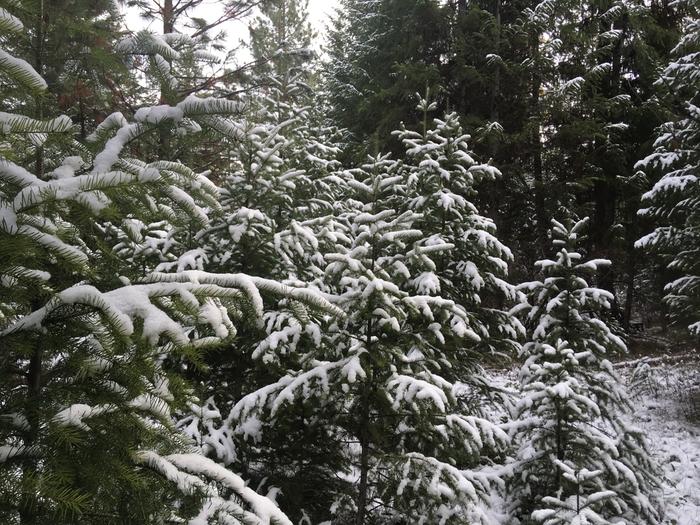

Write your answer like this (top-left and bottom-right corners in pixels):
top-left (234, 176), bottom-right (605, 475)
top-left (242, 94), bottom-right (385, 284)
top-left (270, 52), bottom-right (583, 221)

top-left (180, 108), bottom-right (349, 523)
top-left (197, 0), bottom-right (344, 279)
top-left (394, 93), bottom-right (523, 357)
top-left (0, 7), bottom-right (342, 522)
top-left (167, 3), bottom-right (352, 519)
top-left (635, 13), bottom-right (699, 335)
top-left (203, 151), bottom-right (513, 524)
top-left (325, 153), bottom-right (513, 524)
top-left (245, 0), bottom-right (345, 227)
top-left (508, 218), bottom-right (660, 525)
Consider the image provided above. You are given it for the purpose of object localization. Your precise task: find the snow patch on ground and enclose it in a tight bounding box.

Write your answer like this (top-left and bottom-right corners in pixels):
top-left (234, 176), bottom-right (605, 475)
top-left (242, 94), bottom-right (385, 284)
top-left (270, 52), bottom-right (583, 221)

top-left (623, 360), bottom-right (700, 525)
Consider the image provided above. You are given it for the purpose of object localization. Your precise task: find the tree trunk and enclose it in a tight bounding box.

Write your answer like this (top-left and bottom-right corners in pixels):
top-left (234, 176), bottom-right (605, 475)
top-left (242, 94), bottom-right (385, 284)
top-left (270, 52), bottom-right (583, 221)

top-left (33, 0), bottom-right (45, 180)
top-left (622, 201), bottom-right (638, 329)
top-left (529, 30), bottom-right (547, 256)
top-left (163, 0), bottom-right (174, 33)
top-left (592, 13), bottom-right (627, 306)
top-left (19, 344), bottom-right (43, 525)
top-left (488, 0), bottom-right (501, 131)
top-left (20, 4), bottom-right (46, 521)
top-left (355, 390), bottom-right (370, 525)
top-left (623, 257), bottom-right (635, 330)
top-left (592, 179), bottom-right (617, 296)
top-left (355, 318), bottom-right (374, 525)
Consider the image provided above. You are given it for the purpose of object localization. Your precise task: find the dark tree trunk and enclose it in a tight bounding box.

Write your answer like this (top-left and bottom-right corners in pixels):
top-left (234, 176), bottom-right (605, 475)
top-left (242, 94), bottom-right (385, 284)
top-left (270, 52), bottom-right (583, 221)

top-left (622, 199), bottom-right (639, 329)
top-left (529, 30), bottom-right (548, 256)
top-left (355, 392), bottom-right (370, 525)
top-left (163, 0), bottom-right (174, 33)
top-left (592, 178), bottom-right (617, 294)
top-left (21, 5), bottom-right (46, 522)
top-left (591, 12), bottom-right (627, 308)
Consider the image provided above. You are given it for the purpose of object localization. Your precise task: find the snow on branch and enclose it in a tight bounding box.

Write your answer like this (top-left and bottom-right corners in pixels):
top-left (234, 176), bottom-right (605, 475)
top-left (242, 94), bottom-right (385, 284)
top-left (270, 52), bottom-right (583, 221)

top-left (143, 270), bottom-right (344, 318)
top-left (395, 452), bottom-right (500, 523)
top-left (0, 281), bottom-right (246, 346)
top-left (136, 451), bottom-right (293, 525)
top-left (116, 30), bottom-right (180, 60)
top-left (0, 112), bottom-right (72, 134)
top-left (0, 49), bottom-right (47, 91)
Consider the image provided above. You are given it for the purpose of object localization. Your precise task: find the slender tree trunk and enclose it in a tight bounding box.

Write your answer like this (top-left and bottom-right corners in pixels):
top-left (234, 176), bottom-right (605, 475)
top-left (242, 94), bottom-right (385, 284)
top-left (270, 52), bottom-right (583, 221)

top-left (488, 0), bottom-right (501, 133)
top-left (592, 179), bottom-right (617, 297)
top-left (157, 0), bottom-right (175, 158)
top-left (355, 316), bottom-right (373, 525)
top-left (623, 201), bottom-right (638, 329)
top-left (33, 0), bottom-right (45, 180)
top-left (20, 341), bottom-right (43, 525)
top-left (529, 30), bottom-right (547, 256)
top-left (163, 0), bottom-right (174, 33)
top-left (356, 231), bottom-right (381, 525)
top-left (355, 389), bottom-right (370, 525)
top-left (79, 92), bottom-right (86, 140)
top-left (623, 255), bottom-right (635, 329)
top-left (592, 14), bottom-right (627, 307)
top-left (485, 0), bottom-right (507, 234)
top-left (20, 4), bottom-right (46, 522)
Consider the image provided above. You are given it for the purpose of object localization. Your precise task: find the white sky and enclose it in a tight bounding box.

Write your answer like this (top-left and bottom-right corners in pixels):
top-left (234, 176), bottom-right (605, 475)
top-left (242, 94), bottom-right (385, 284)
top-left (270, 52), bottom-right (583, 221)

top-left (308, 0), bottom-right (340, 31)
top-left (123, 0), bottom-right (339, 43)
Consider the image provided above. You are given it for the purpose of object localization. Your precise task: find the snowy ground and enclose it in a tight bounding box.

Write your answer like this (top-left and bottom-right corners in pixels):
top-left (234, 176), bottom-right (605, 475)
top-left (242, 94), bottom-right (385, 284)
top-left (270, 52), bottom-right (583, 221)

top-left (621, 356), bottom-right (700, 525)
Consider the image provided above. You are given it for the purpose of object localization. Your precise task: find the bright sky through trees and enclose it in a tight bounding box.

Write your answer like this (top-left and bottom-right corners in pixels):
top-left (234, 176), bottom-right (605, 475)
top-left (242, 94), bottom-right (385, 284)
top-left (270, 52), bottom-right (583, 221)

top-left (123, 0), bottom-right (338, 36)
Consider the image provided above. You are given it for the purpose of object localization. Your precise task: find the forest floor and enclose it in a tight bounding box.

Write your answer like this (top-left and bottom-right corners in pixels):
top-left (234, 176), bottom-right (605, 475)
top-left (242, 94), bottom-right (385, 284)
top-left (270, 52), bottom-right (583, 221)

top-left (619, 353), bottom-right (700, 525)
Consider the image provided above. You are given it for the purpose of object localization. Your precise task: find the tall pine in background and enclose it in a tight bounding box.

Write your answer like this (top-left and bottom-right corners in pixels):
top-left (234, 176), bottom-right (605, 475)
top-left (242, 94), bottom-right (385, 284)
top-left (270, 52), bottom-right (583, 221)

top-left (636, 8), bottom-right (699, 336)
top-left (325, 0), bottom-right (447, 157)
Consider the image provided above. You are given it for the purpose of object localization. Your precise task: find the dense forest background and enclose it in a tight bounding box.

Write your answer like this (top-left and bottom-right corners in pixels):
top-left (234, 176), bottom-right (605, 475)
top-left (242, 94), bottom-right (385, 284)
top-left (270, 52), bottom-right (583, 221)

top-left (325, 0), bottom-right (697, 332)
top-left (0, 0), bottom-right (697, 524)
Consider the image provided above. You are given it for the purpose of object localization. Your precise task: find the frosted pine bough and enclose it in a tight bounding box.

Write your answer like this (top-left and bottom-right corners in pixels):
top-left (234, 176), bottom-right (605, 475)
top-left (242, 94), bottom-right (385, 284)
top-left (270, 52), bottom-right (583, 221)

top-left (508, 218), bottom-right (661, 525)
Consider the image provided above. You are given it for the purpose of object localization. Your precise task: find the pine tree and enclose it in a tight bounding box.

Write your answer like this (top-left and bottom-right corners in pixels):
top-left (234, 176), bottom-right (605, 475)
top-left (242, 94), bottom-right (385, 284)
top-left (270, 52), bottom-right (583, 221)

top-left (205, 151), bottom-right (513, 523)
top-left (163, 4), bottom-right (353, 519)
top-left (326, 153), bottom-right (512, 524)
top-left (0, 8), bottom-right (339, 523)
top-left (394, 94), bottom-right (523, 357)
top-left (325, 0), bottom-right (447, 157)
top-left (635, 12), bottom-right (699, 335)
top-left (244, 0), bottom-right (345, 228)
top-left (193, 0), bottom-right (342, 278)
top-left (508, 218), bottom-right (660, 525)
